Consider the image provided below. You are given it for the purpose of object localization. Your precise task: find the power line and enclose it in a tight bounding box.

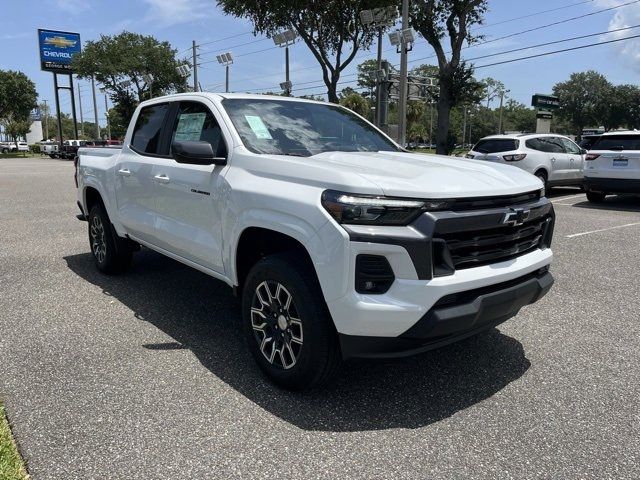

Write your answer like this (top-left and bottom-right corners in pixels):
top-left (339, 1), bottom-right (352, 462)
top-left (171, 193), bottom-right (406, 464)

top-left (475, 33), bottom-right (640, 69)
top-left (410, 0), bottom-right (640, 65)
top-left (472, 0), bottom-right (596, 31)
top-left (465, 23), bottom-right (640, 63)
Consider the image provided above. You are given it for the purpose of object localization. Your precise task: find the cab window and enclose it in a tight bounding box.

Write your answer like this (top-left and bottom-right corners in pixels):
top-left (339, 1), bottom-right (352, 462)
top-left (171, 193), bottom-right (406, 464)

top-left (170, 101), bottom-right (227, 158)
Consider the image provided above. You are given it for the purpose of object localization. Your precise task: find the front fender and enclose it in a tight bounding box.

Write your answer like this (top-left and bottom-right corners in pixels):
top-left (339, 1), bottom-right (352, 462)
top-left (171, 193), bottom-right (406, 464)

top-left (225, 209), bottom-right (350, 302)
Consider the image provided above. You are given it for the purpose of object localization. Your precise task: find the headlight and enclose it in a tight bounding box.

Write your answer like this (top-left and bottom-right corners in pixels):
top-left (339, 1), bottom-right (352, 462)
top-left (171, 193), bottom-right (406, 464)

top-left (540, 186), bottom-right (546, 198)
top-left (321, 190), bottom-right (448, 225)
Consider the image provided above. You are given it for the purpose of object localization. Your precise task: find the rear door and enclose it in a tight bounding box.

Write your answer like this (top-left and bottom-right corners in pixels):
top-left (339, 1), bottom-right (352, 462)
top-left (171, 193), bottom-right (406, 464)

top-left (150, 100), bottom-right (229, 273)
top-left (114, 102), bottom-right (172, 243)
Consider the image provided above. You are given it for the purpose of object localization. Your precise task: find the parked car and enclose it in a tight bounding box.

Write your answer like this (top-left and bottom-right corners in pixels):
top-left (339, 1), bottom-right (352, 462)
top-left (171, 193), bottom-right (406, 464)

top-left (41, 141), bottom-right (59, 157)
top-left (1, 141), bottom-right (29, 153)
top-left (579, 134), bottom-right (601, 151)
top-left (76, 93), bottom-right (554, 390)
top-left (467, 134), bottom-right (585, 189)
top-left (583, 130), bottom-right (640, 202)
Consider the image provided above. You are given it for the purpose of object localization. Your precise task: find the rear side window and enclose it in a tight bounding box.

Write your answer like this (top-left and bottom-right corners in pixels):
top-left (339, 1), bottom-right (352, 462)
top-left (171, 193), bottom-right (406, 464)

top-left (592, 135), bottom-right (640, 151)
top-left (131, 103), bottom-right (169, 155)
top-left (526, 137), bottom-right (564, 153)
top-left (473, 138), bottom-right (519, 153)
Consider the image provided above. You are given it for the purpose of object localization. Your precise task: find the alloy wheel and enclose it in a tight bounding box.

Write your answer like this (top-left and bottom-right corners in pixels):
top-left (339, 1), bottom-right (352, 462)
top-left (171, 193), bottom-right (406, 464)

top-left (250, 280), bottom-right (303, 369)
top-left (90, 215), bottom-right (107, 264)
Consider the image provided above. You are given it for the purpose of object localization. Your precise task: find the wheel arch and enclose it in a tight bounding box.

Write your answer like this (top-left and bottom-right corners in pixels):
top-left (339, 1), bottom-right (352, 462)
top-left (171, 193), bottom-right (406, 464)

top-left (234, 227), bottom-right (317, 293)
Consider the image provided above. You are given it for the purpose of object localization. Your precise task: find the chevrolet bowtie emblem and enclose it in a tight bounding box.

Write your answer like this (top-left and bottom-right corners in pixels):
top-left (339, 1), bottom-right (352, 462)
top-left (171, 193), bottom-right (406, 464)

top-left (44, 36), bottom-right (77, 48)
top-left (503, 208), bottom-right (530, 227)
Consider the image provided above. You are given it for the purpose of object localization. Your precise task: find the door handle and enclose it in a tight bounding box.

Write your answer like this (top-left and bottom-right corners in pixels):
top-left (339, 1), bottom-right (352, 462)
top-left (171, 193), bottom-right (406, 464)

top-left (117, 168), bottom-right (131, 177)
top-left (154, 174), bottom-right (171, 184)
top-left (551, 157), bottom-right (556, 162)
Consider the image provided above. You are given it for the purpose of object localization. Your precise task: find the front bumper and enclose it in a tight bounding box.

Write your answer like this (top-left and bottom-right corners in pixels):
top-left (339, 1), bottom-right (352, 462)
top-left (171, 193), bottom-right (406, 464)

top-left (584, 176), bottom-right (640, 194)
top-left (339, 269), bottom-right (553, 359)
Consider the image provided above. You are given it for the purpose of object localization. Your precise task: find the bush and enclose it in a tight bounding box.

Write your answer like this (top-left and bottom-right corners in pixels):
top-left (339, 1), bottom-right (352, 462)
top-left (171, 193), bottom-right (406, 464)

top-left (29, 144), bottom-right (41, 154)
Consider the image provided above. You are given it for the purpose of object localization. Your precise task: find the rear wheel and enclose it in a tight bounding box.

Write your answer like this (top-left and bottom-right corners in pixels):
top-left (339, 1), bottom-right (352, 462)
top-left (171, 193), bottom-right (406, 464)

top-left (87, 203), bottom-right (133, 274)
top-left (586, 191), bottom-right (606, 203)
top-left (242, 253), bottom-right (341, 390)
top-left (535, 170), bottom-right (548, 192)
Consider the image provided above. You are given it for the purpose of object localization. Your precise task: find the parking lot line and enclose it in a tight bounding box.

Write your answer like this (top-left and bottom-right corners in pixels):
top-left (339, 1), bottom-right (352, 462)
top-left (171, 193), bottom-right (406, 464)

top-left (566, 222), bottom-right (640, 238)
top-left (550, 194), bottom-right (585, 203)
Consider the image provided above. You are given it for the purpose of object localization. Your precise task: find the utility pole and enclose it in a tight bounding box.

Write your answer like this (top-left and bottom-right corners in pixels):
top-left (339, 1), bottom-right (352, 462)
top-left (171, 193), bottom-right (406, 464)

top-left (498, 89), bottom-right (509, 134)
top-left (429, 101), bottom-right (434, 147)
top-left (91, 76), bottom-right (99, 139)
top-left (104, 95), bottom-right (111, 140)
top-left (375, 27), bottom-right (383, 126)
top-left (462, 106), bottom-right (467, 146)
top-left (77, 83), bottom-right (84, 137)
top-left (192, 40), bottom-right (199, 92)
top-left (397, 0), bottom-right (410, 147)
top-left (43, 100), bottom-right (49, 140)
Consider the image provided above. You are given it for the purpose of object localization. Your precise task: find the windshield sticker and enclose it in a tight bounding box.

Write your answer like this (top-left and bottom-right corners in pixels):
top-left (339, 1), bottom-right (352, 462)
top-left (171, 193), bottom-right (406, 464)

top-left (174, 112), bottom-right (206, 141)
top-left (245, 115), bottom-right (273, 139)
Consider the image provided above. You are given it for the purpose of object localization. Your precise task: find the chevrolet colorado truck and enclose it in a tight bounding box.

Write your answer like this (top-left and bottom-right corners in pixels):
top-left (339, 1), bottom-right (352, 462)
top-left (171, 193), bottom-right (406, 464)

top-left (76, 93), bottom-right (555, 390)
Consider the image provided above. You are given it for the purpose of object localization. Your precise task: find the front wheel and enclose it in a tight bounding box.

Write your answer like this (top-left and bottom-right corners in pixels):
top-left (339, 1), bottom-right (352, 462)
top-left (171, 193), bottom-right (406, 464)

top-left (242, 253), bottom-right (341, 390)
top-left (87, 203), bottom-right (133, 274)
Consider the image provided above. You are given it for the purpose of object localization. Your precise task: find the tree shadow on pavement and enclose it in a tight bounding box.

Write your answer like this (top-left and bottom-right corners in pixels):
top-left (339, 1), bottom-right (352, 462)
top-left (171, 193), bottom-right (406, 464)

top-left (65, 250), bottom-right (531, 432)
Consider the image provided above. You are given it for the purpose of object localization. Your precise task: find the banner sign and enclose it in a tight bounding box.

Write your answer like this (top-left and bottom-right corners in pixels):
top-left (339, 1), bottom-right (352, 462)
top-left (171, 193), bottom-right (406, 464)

top-left (38, 29), bottom-right (81, 73)
top-left (531, 94), bottom-right (560, 110)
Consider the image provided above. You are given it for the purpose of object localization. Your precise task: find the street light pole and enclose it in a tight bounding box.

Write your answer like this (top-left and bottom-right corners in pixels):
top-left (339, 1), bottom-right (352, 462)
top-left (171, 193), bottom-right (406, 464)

top-left (375, 27), bottom-right (383, 126)
top-left (498, 89), bottom-right (509, 134)
top-left (77, 83), bottom-right (84, 137)
top-left (225, 64), bottom-right (230, 93)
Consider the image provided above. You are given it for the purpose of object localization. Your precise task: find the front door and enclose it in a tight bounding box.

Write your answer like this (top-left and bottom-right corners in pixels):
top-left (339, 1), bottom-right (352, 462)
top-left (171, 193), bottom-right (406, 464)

top-left (151, 100), bottom-right (228, 273)
top-left (560, 137), bottom-right (584, 181)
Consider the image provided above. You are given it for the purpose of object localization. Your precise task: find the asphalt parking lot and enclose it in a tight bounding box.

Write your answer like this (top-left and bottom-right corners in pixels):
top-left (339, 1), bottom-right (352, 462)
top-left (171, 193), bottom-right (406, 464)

top-left (1, 156), bottom-right (639, 479)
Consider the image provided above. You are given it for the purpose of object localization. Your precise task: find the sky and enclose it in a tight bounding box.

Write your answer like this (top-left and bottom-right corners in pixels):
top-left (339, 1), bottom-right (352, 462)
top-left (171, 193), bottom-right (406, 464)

top-left (1, 0), bottom-right (639, 128)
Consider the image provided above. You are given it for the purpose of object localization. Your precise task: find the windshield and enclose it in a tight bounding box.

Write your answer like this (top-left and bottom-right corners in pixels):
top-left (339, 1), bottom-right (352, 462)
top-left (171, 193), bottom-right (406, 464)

top-left (222, 98), bottom-right (399, 156)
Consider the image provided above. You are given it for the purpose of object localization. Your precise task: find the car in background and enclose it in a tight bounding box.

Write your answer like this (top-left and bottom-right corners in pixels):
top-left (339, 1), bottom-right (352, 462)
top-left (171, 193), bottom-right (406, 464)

top-left (1, 141), bottom-right (29, 153)
top-left (583, 131), bottom-right (640, 202)
top-left (579, 134), bottom-right (601, 151)
top-left (466, 134), bottom-right (585, 189)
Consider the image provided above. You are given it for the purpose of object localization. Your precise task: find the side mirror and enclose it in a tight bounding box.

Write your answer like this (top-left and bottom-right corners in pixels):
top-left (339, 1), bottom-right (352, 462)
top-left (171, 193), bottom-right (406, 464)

top-left (172, 140), bottom-right (226, 166)
top-left (580, 148), bottom-right (588, 155)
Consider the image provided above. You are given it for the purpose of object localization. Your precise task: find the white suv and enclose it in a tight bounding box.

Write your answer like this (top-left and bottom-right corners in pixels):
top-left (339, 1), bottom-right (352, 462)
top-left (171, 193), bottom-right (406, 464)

top-left (583, 130), bottom-right (640, 202)
top-left (467, 134), bottom-right (585, 189)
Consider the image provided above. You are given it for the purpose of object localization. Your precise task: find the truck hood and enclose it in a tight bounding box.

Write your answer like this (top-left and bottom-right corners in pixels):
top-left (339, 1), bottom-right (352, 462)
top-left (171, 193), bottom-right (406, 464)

top-left (306, 151), bottom-right (543, 198)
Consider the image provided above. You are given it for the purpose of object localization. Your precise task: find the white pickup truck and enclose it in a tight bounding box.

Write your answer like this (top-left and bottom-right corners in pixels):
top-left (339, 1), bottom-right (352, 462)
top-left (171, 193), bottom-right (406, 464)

top-left (76, 93), bottom-right (555, 390)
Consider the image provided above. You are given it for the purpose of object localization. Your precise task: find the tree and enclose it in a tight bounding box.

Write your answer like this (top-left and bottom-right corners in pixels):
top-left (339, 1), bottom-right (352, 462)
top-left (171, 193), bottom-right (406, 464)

top-left (481, 77), bottom-right (505, 108)
top-left (552, 71), bottom-right (612, 138)
top-left (502, 100), bottom-right (536, 133)
top-left (71, 32), bottom-right (187, 105)
top-left (339, 92), bottom-right (370, 117)
top-left (217, 0), bottom-right (392, 103)
top-left (410, 0), bottom-right (488, 154)
top-left (0, 70), bottom-right (38, 145)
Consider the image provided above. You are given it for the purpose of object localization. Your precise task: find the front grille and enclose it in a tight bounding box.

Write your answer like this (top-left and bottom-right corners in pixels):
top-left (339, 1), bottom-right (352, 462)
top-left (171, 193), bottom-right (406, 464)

top-left (446, 190), bottom-right (540, 211)
top-left (435, 215), bottom-right (552, 271)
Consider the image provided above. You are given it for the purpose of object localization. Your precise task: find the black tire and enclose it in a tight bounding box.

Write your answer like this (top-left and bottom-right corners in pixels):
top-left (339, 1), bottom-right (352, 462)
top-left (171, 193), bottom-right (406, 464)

top-left (535, 170), bottom-right (548, 192)
top-left (241, 253), bottom-right (341, 391)
top-left (586, 191), bottom-right (606, 203)
top-left (87, 203), bottom-right (133, 274)
top-left (1, 148), bottom-right (8, 154)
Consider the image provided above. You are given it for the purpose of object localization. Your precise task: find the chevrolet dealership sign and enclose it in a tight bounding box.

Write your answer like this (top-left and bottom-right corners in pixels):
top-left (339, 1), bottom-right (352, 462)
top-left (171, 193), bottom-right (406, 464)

top-left (38, 29), bottom-right (81, 73)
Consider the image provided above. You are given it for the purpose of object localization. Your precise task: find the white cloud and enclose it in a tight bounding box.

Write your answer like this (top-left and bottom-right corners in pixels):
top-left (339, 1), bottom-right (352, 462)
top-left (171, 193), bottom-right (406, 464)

top-left (595, 0), bottom-right (640, 73)
top-left (141, 0), bottom-right (218, 27)
top-left (54, 0), bottom-right (90, 13)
